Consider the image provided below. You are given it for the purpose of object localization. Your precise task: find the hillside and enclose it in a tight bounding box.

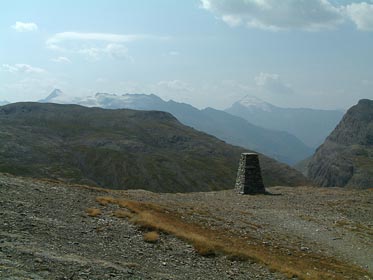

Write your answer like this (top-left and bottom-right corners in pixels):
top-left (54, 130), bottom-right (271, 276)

top-left (307, 99), bottom-right (373, 188)
top-left (225, 95), bottom-right (344, 148)
top-left (1, 173), bottom-right (372, 279)
top-left (40, 91), bottom-right (313, 164)
top-left (200, 108), bottom-right (313, 164)
top-left (0, 102), bottom-right (308, 192)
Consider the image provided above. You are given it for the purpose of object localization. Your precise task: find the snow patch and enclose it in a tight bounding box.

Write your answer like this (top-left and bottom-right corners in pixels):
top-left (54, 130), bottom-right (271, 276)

top-left (238, 95), bottom-right (273, 112)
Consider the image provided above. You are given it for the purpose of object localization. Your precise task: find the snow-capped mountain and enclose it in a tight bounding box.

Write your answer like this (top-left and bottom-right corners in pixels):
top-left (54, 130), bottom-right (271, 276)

top-left (38, 89), bottom-right (80, 104)
top-left (39, 90), bottom-right (166, 110)
top-left (237, 95), bottom-right (274, 112)
top-left (226, 96), bottom-right (344, 148)
top-left (36, 90), bottom-right (314, 165)
top-left (80, 92), bottom-right (166, 110)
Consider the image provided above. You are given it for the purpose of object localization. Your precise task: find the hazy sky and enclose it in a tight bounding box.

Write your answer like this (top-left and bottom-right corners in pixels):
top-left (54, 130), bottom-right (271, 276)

top-left (1, 0), bottom-right (372, 109)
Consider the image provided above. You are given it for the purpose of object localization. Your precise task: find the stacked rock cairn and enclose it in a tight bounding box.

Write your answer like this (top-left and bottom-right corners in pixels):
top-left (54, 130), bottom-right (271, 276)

top-left (235, 153), bottom-right (266, 194)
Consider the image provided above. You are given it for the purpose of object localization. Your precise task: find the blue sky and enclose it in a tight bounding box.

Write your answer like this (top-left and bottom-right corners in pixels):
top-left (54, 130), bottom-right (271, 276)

top-left (1, 0), bottom-right (372, 109)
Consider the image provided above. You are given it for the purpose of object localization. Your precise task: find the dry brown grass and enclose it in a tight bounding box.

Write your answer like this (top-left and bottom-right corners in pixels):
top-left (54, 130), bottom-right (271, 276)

top-left (335, 219), bottom-right (373, 236)
top-left (85, 208), bottom-right (102, 217)
top-left (112, 209), bottom-right (133, 219)
top-left (143, 231), bottom-right (160, 243)
top-left (96, 196), bottom-right (117, 206)
top-left (70, 184), bottom-right (111, 193)
top-left (96, 196), bottom-right (371, 280)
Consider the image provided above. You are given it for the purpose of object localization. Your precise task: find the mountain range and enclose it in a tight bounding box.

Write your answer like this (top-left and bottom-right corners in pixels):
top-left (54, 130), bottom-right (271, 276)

top-left (226, 96), bottom-right (344, 148)
top-left (40, 90), bottom-right (314, 164)
top-left (307, 99), bottom-right (373, 188)
top-left (0, 102), bottom-right (308, 192)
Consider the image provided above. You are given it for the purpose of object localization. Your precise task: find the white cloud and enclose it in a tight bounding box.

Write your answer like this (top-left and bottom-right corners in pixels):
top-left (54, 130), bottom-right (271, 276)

top-left (1, 64), bottom-right (46, 74)
top-left (201, 0), bottom-right (343, 31)
top-left (255, 72), bottom-right (293, 95)
top-left (201, 0), bottom-right (373, 32)
top-left (76, 44), bottom-right (129, 61)
top-left (11, 21), bottom-right (38, 32)
top-left (255, 72), bottom-right (278, 87)
top-left (46, 31), bottom-right (163, 60)
top-left (344, 2), bottom-right (373, 31)
top-left (48, 32), bottom-right (144, 44)
top-left (51, 56), bottom-right (71, 63)
top-left (46, 32), bottom-right (163, 50)
top-left (105, 44), bottom-right (129, 59)
top-left (157, 80), bottom-right (192, 92)
top-left (78, 48), bottom-right (101, 59)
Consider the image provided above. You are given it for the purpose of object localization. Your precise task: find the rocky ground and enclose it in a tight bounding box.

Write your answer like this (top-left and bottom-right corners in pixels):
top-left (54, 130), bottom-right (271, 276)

top-left (1, 172), bottom-right (372, 279)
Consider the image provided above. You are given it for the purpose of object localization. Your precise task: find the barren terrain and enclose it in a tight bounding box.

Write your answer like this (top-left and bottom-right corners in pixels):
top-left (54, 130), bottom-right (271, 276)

top-left (1, 172), bottom-right (372, 279)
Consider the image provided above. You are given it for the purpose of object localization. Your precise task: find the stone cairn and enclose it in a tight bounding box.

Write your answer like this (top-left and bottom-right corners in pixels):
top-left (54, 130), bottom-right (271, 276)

top-left (235, 153), bottom-right (266, 194)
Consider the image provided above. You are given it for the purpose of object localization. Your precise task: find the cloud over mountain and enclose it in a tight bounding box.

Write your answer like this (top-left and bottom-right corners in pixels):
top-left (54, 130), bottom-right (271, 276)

top-left (255, 72), bottom-right (293, 95)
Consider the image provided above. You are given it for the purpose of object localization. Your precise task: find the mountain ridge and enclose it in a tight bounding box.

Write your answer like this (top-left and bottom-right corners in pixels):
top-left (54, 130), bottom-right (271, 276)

top-left (307, 99), bottom-right (373, 188)
top-left (226, 95), bottom-right (344, 148)
top-left (0, 102), bottom-right (309, 192)
top-left (38, 90), bottom-right (313, 164)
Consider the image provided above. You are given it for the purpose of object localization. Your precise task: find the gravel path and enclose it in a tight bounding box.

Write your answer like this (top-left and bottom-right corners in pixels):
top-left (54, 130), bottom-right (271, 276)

top-left (1, 173), bottom-right (372, 279)
top-left (124, 186), bottom-right (373, 277)
top-left (0, 173), bottom-right (285, 280)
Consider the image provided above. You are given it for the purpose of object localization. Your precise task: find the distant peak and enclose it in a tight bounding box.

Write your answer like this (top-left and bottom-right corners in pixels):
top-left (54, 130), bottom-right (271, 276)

top-left (39, 89), bottom-right (64, 103)
top-left (95, 92), bottom-right (117, 97)
top-left (94, 92), bottom-right (161, 100)
top-left (238, 95), bottom-right (273, 112)
top-left (49, 88), bottom-right (63, 98)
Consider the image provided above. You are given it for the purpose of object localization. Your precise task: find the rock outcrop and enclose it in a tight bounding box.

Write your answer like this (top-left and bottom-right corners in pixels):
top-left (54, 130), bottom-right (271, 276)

top-left (307, 99), bottom-right (373, 188)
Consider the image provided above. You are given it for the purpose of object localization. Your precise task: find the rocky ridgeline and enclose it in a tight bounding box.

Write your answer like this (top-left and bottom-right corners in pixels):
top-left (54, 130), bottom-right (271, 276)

top-left (307, 99), bottom-right (373, 188)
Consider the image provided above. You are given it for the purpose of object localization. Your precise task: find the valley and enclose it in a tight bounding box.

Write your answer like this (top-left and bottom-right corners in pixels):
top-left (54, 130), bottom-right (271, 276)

top-left (39, 90), bottom-right (319, 165)
top-left (0, 98), bottom-right (372, 280)
top-left (2, 1), bottom-right (373, 279)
